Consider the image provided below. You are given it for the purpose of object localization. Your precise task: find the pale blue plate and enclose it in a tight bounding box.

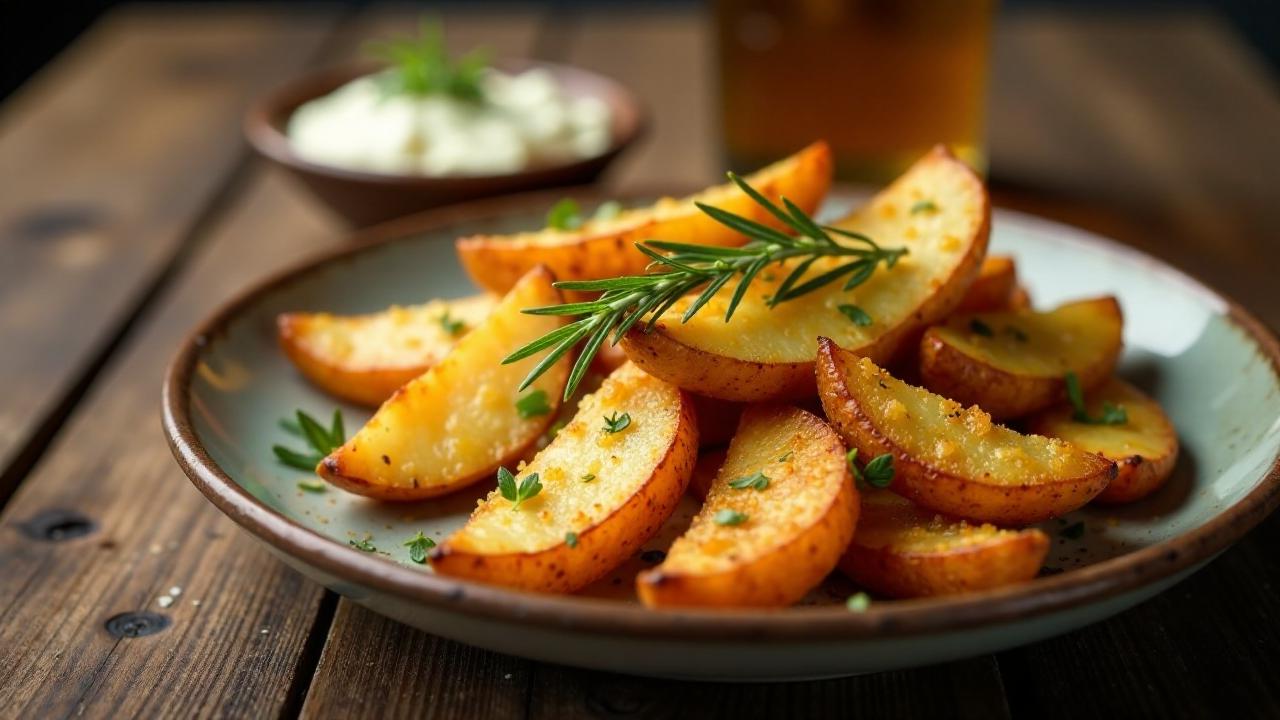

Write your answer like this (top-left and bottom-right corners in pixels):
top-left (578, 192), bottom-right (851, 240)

top-left (164, 191), bottom-right (1280, 680)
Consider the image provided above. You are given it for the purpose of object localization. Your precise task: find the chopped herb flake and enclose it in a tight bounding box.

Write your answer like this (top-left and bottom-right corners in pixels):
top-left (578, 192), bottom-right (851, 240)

top-left (910, 200), bottom-right (938, 215)
top-left (846, 592), bottom-right (872, 612)
top-left (546, 198), bottom-right (583, 231)
top-left (602, 411), bottom-right (632, 434)
top-left (497, 466), bottom-right (542, 510)
top-left (437, 312), bottom-right (465, 336)
top-left (728, 471), bottom-right (770, 491)
top-left (969, 319), bottom-right (994, 337)
top-left (838, 304), bottom-right (873, 327)
top-left (349, 537), bottom-right (376, 552)
top-left (297, 479), bottom-right (327, 493)
top-left (404, 531), bottom-right (436, 563)
top-left (273, 409), bottom-right (345, 471)
top-left (581, 473), bottom-right (596, 482)
top-left (1065, 372), bottom-right (1128, 425)
top-left (565, 531), bottom-right (579, 548)
top-left (777, 450), bottom-right (794, 462)
top-left (714, 509), bottom-right (748, 526)
top-left (515, 389), bottom-right (552, 419)
top-left (847, 448), bottom-right (894, 488)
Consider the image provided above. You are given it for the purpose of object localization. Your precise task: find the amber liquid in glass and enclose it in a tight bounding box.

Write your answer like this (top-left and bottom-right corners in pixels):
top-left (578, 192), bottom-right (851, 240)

top-left (715, 0), bottom-right (994, 182)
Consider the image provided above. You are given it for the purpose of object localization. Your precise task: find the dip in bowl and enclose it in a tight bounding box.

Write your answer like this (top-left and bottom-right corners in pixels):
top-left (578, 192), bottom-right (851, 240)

top-left (246, 34), bottom-right (643, 226)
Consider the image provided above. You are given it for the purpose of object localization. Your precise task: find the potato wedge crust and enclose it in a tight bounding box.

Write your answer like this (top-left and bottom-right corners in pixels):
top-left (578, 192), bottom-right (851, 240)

top-left (1027, 378), bottom-right (1179, 504)
top-left (430, 363), bottom-right (698, 593)
top-left (840, 490), bottom-right (1049, 598)
top-left (919, 296), bottom-right (1123, 419)
top-left (954, 256), bottom-right (1019, 314)
top-left (816, 338), bottom-right (1115, 524)
top-left (637, 405), bottom-right (857, 608)
top-left (622, 145), bottom-right (990, 401)
top-left (278, 295), bottom-right (495, 406)
top-left (456, 142), bottom-right (833, 295)
top-left (317, 268), bottom-right (569, 501)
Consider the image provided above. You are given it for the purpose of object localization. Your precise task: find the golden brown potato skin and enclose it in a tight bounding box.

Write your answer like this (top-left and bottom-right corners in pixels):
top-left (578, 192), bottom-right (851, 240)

top-left (637, 405), bottom-right (858, 608)
top-left (455, 142), bottom-right (832, 295)
top-left (954, 256), bottom-right (1019, 314)
top-left (816, 338), bottom-right (1116, 525)
top-left (918, 297), bottom-right (1122, 420)
top-left (277, 325), bottom-right (418, 406)
top-left (1026, 378), bottom-right (1179, 504)
top-left (429, 365), bottom-right (699, 594)
top-left (623, 145), bottom-right (991, 402)
top-left (839, 490), bottom-right (1049, 598)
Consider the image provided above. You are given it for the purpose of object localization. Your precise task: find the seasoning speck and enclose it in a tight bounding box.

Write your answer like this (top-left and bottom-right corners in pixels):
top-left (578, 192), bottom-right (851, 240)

top-left (157, 595), bottom-right (174, 608)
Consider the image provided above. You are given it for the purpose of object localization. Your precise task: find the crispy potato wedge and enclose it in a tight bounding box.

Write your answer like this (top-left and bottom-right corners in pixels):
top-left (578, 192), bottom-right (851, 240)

top-left (637, 405), bottom-right (857, 608)
top-left (456, 142), bottom-right (833, 295)
top-left (429, 363), bottom-right (698, 593)
top-left (919, 296), bottom-right (1123, 420)
top-left (817, 338), bottom-right (1116, 524)
top-left (1027, 378), bottom-right (1179, 504)
top-left (278, 295), bottom-right (495, 406)
top-left (954, 256), bottom-right (1019, 314)
top-left (622, 145), bottom-right (990, 401)
top-left (840, 489), bottom-right (1049, 598)
top-left (317, 268), bottom-right (569, 500)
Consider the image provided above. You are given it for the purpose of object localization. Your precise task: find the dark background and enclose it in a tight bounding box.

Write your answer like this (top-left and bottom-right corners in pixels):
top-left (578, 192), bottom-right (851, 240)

top-left (3, 0), bottom-right (1278, 104)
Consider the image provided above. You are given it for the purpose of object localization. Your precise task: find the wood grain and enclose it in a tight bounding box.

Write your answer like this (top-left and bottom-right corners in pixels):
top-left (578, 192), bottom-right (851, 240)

top-left (0, 6), bottom-right (338, 491)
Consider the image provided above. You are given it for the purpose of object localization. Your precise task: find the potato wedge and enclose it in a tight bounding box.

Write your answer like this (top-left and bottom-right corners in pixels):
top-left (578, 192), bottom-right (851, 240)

top-left (954, 256), bottom-right (1019, 314)
top-left (816, 338), bottom-right (1116, 524)
top-left (840, 489), bottom-right (1049, 598)
top-left (919, 296), bottom-right (1123, 419)
top-left (429, 363), bottom-right (698, 593)
top-left (317, 268), bottom-right (569, 501)
top-left (278, 295), bottom-right (495, 406)
top-left (456, 142), bottom-right (833, 295)
top-left (622, 145), bottom-right (990, 401)
top-left (1027, 378), bottom-right (1179, 504)
top-left (637, 405), bottom-right (857, 608)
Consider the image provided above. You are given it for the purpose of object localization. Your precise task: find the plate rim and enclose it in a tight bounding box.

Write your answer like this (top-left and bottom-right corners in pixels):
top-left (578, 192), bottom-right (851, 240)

top-left (162, 186), bottom-right (1280, 642)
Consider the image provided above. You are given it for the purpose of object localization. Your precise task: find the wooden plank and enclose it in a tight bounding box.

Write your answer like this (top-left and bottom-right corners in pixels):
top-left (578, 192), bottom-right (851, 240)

top-left (0, 6), bottom-right (338, 493)
top-left (300, 603), bottom-right (530, 720)
top-left (0, 166), bottom-right (342, 716)
top-left (561, 6), bottom-right (720, 188)
top-left (989, 9), bottom-right (1280, 325)
top-left (528, 657), bottom-right (1010, 720)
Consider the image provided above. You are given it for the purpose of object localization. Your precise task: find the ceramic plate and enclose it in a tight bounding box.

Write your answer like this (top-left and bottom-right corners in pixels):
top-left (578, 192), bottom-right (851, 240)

top-left (163, 189), bottom-right (1280, 681)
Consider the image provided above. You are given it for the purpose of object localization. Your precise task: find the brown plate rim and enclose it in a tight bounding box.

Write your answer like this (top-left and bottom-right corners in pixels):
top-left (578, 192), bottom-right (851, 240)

top-left (162, 187), bottom-right (1280, 642)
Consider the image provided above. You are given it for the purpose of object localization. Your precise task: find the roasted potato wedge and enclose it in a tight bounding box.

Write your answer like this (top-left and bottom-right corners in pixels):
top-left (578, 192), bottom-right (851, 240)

top-left (623, 145), bottom-right (990, 401)
top-left (840, 489), bottom-right (1049, 598)
top-left (954, 256), bottom-right (1020, 314)
top-left (817, 338), bottom-right (1116, 524)
top-left (429, 363), bottom-right (698, 593)
top-left (278, 295), bottom-right (495, 406)
top-left (919, 296), bottom-right (1123, 419)
top-left (317, 268), bottom-right (569, 500)
top-left (456, 142), bottom-right (833, 295)
top-left (637, 405), bottom-right (857, 608)
top-left (1027, 378), bottom-right (1179, 504)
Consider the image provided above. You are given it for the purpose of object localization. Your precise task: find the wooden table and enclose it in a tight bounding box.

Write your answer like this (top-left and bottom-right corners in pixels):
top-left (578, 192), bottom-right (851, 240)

top-left (1, 4), bottom-right (1277, 717)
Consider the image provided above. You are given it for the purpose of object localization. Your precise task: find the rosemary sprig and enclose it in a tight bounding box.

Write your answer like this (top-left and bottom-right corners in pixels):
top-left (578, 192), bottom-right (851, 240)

top-left (503, 173), bottom-right (908, 400)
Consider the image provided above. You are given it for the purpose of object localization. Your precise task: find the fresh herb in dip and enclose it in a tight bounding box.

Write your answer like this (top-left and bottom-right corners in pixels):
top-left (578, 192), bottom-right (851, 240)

top-left (287, 20), bottom-right (612, 176)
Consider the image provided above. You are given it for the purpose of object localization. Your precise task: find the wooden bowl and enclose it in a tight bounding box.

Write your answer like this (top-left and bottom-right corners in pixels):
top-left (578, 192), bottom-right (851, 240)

top-left (244, 61), bottom-right (645, 227)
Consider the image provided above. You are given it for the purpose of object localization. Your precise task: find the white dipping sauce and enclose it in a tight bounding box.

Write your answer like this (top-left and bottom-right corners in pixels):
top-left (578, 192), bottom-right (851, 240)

top-left (286, 68), bottom-right (612, 176)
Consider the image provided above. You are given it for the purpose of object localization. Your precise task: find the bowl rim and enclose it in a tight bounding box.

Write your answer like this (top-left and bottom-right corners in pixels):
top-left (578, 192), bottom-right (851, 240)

top-left (243, 58), bottom-right (647, 186)
top-left (162, 186), bottom-right (1280, 642)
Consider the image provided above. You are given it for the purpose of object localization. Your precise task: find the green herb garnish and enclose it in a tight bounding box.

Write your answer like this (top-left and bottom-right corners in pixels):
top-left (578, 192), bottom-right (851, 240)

top-left (497, 466), bottom-right (542, 510)
top-left (297, 479), bottom-right (327, 493)
top-left (777, 450), bottom-right (794, 462)
top-left (565, 531), bottom-right (579, 548)
top-left (728, 471), bottom-right (770, 491)
top-left (546, 198), bottom-right (584, 231)
top-left (404, 531), bottom-right (436, 563)
top-left (1065, 372), bottom-right (1127, 425)
top-left (515, 389), bottom-right (552, 419)
top-left (602, 411), bottom-right (631, 434)
top-left (847, 448), bottom-right (894, 488)
top-left (846, 592), bottom-right (872, 612)
top-left (367, 19), bottom-right (488, 102)
top-left (581, 473), bottom-right (596, 482)
top-left (910, 200), bottom-right (938, 215)
top-left (714, 509), bottom-right (749, 526)
top-left (438, 311), bottom-right (465, 336)
top-left (273, 409), bottom-right (345, 472)
top-left (969, 319), bottom-right (994, 337)
top-left (503, 173), bottom-right (908, 400)
top-left (349, 537), bottom-right (377, 552)
top-left (838, 304), bottom-right (873, 327)
top-left (1061, 521), bottom-right (1085, 539)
